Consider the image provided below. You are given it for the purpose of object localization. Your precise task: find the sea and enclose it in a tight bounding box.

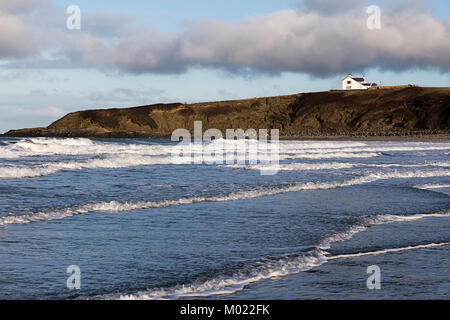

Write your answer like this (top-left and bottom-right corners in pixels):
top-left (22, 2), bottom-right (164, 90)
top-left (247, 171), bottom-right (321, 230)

top-left (0, 137), bottom-right (448, 300)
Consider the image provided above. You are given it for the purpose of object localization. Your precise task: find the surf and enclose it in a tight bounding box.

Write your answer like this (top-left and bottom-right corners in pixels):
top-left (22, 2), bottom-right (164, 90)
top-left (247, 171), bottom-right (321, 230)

top-left (1, 168), bottom-right (448, 226)
top-left (108, 210), bottom-right (450, 300)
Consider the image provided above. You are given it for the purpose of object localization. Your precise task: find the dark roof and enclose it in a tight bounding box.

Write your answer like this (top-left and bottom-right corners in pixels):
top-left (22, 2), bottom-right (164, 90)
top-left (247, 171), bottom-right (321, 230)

top-left (342, 75), bottom-right (367, 82)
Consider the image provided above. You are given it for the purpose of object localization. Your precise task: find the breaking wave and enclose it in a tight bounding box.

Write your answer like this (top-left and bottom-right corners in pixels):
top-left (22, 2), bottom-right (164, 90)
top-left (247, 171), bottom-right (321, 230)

top-left (110, 210), bottom-right (450, 300)
top-left (226, 162), bottom-right (450, 172)
top-left (368, 169), bottom-right (450, 179)
top-left (116, 249), bottom-right (327, 300)
top-left (415, 183), bottom-right (450, 190)
top-left (1, 138), bottom-right (449, 300)
top-left (1, 138), bottom-right (172, 158)
top-left (2, 138), bottom-right (449, 159)
top-left (1, 168), bottom-right (448, 226)
top-left (280, 145), bottom-right (450, 154)
top-left (1, 155), bottom-right (448, 179)
top-left (319, 211), bottom-right (450, 249)
top-left (280, 152), bottom-right (381, 159)
top-left (0, 176), bottom-right (373, 225)
top-left (227, 162), bottom-right (357, 171)
top-left (0, 155), bottom-right (187, 179)
top-left (327, 242), bottom-right (450, 260)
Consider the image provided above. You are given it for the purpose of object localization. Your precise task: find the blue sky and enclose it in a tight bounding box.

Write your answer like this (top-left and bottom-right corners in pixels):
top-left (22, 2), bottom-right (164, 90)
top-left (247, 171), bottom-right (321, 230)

top-left (55, 0), bottom-right (298, 28)
top-left (53, 0), bottom-right (450, 22)
top-left (0, 0), bottom-right (449, 132)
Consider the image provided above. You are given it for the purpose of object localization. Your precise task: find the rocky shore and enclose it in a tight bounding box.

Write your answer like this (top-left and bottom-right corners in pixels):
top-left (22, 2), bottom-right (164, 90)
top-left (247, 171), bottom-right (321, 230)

top-left (280, 132), bottom-right (450, 142)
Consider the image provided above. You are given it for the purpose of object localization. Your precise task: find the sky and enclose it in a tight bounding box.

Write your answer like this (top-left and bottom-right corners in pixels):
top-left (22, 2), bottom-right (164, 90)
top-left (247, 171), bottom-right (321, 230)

top-left (0, 0), bottom-right (449, 132)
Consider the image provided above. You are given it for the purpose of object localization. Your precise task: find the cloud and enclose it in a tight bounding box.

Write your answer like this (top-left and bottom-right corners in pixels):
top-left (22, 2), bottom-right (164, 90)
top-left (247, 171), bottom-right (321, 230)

top-left (88, 87), bottom-right (166, 105)
top-left (0, 0), bottom-right (49, 14)
top-left (64, 8), bottom-right (450, 76)
top-left (1, 1), bottom-right (450, 76)
top-left (0, 12), bottom-right (37, 58)
top-left (302, 0), bottom-right (366, 15)
top-left (0, 0), bottom-right (52, 58)
top-left (65, 30), bottom-right (185, 73)
top-left (82, 11), bottom-right (135, 38)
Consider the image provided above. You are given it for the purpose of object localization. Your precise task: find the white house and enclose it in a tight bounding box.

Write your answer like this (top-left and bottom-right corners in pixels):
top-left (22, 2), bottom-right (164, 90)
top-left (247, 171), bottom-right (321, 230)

top-left (342, 74), bottom-right (376, 90)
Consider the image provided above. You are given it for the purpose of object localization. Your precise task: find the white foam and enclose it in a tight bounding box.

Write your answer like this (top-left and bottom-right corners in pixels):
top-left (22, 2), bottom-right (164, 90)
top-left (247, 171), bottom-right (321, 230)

top-left (118, 249), bottom-right (327, 300)
top-left (415, 184), bottom-right (450, 190)
top-left (279, 141), bottom-right (369, 149)
top-left (319, 211), bottom-right (450, 249)
top-left (0, 176), bottom-right (373, 225)
top-left (281, 145), bottom-right (450, 154)
top-left (113, 210), bottom-right (450, 300)
top-left (2, 137), bottom-right (275, 159)
top-left (2, 138), bottom-right (173, 158)
top-left (0, 155), bottom-right (186, 179)
top-left (226, 162), bottom-right (358, 171)
top-left (0, 149), bottom-right (22, 159)
top-left (371, 162), bottom-right (450, 168)
top-left (4, 138), bottom-right (449, 159)
top-left (28, 137), bottom-right (95, 146)
top-left (2, 156), bottom-right (448, 178)
top-left (327, 242), bottom-right (450, 260)
top-left (367, 169), bottom-right (450, 180)
top-left (117, 240), bottom-right (450, 300)
top-left (415, 183), bottom-right (450, 195)
top-left (226, 162), bottom-right (450, 172)
top-left (0, 198), bottom-right (203, 226)
top-left (281, 152), bottom-right (381, 159)
top-left (2, 168), bottom-right (449, 225)
top-left (276, 142), bottom-right (450, 161)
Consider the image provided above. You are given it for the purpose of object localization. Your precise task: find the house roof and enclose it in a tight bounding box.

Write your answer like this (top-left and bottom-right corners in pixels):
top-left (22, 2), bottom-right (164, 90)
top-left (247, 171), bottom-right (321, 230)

top-left (342, 75), bottom-right (365, 82)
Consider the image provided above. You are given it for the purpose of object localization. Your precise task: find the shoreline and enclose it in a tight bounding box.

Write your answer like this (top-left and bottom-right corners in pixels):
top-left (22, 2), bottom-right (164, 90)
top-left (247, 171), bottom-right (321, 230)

top-left (279, 133), bottom-right (450, 142)
top-left (1, 133), bottom-right (449, 142)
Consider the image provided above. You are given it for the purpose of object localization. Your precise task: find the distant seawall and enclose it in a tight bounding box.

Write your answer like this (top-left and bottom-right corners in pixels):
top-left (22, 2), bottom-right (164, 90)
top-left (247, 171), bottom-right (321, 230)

top-left (5, 87), bottom-right (450, 139)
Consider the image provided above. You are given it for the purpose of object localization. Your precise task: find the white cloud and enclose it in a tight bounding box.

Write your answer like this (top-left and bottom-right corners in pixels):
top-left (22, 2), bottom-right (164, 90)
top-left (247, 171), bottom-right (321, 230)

top-left (0, 12), bottom-right (37, 58)
top-left (0, 1), bottom-right (449, 76)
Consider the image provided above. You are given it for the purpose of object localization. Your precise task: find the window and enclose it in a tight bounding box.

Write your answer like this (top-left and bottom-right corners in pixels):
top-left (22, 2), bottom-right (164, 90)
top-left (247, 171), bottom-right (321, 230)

top-left (347, 81), bottom-right (351, 84)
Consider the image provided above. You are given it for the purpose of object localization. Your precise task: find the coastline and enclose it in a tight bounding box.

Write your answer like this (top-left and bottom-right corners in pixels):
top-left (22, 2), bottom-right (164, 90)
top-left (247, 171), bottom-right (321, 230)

top-left (279, 133), bottom-right (450, 142)
top-left (1, 132), bottom-right (449, 142)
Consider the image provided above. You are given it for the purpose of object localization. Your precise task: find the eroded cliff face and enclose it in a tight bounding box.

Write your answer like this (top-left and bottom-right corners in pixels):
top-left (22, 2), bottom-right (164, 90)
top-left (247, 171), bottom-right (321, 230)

top-left (5, 87), bottom-right (450, 138)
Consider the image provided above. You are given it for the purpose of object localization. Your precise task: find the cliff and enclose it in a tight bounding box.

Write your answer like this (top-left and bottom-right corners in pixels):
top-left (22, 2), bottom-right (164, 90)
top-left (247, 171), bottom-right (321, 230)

top-left (5, 87), bottom-right (450, 138)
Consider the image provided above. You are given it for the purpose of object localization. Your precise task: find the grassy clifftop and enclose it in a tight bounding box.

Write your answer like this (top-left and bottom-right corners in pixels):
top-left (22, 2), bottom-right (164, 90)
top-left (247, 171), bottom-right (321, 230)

top-left (5, 87), bottom-right (450, 138)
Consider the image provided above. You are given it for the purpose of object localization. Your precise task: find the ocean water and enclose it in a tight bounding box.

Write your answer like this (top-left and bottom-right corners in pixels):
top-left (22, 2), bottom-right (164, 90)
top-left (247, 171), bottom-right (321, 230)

top-left (0, 137), bottom-right (448, 300)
